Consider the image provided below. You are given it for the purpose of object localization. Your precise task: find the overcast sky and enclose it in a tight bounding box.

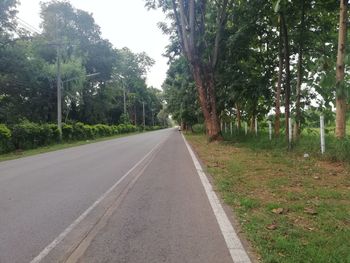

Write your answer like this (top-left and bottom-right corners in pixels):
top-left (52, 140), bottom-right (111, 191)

top-left (17, 0), bottom-right (169, 90)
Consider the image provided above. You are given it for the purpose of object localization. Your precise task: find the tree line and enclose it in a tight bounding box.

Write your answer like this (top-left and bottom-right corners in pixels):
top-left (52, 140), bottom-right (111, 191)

top-left (0, 0), bottom-right (165, 127)
top-left (149, 0), bottom-right (349, 142)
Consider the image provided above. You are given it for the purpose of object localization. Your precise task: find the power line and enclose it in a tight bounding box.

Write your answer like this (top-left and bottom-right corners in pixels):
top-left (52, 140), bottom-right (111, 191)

top-left (16, 16), bottom-right (41, 34)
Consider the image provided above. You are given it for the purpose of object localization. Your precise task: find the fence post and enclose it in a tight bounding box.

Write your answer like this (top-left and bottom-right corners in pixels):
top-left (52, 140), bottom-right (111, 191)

top-left (320, 115), bottom-right (325, 154)
top-left (268, 121), bottom-right (272, 140)
top-left (220, 120), bottom-right (223, 132)
top-left (245, 122), bottom-right (248, 135)
top-left (230, 121), bottom-right (233, 135)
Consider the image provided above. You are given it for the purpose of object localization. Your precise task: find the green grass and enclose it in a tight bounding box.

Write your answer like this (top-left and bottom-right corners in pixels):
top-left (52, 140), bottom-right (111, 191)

top-left (0, 131), bottom-right (142, 162)
top-left (186, 133), bottom-right (350, 263)
top-left (222, 128), bottom-right (350, 163)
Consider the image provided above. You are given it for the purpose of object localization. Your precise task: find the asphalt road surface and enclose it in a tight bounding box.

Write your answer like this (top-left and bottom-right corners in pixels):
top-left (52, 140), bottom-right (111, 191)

top-left (0, 129), bottom-right (249, 263)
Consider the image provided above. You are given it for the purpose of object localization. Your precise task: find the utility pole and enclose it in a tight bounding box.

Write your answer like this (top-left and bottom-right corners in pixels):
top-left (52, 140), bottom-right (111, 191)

top-left (54, 14), bottom-right (63, 141)
top-left (151, 108), bottom-right (154, 126)
top-left (56, 45), bottom-right (62, 140)
top-left (123, 83), bottom-right (126, 117)
top-left (143, 102), bottom-right (145, 129)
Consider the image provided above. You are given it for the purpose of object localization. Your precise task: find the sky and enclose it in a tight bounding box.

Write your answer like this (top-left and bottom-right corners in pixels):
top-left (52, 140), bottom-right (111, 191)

top-left (17, 0), bottom-right (169, 90)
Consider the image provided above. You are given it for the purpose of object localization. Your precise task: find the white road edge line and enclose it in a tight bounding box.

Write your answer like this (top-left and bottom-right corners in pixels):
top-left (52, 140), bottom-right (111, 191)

top-left (30, 138), bottom-right (166, 263)
top-left (181, 134), bottom-right (252, 263)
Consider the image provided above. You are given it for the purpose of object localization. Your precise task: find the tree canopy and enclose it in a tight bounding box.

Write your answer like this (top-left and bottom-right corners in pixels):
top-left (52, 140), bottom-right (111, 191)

top-left (0, 0), bottom-right (165, 127)
top-left (157, 0), bottom-right (349, 140)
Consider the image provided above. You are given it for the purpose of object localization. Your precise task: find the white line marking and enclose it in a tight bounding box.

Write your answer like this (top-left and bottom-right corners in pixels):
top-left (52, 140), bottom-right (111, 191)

top-left (30, 139), bottom-right (166, 263)
top-left (182, 134), bottom-right (252, 263)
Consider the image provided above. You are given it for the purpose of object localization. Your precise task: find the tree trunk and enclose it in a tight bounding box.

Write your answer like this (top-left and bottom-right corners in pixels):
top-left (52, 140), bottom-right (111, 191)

top-left (250, 116), bottom-right (255, 132)
top-left (281, 13), bottom-right (291, 141)
top-left (275, 17), bottom-right (283, 137)
top-left (192, 64), bottom-right (222, 141)
top-left (294, 0), bottom-right (305, 138)
top-left (335, 0), bottom-right (348, 139)
top-left (171, 0), bottom-right (228, 141)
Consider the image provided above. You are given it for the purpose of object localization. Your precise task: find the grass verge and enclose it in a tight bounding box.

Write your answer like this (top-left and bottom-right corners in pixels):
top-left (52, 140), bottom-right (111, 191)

top-left (186, 133), bottom-right (350, 263)
top-left (0, 131), bottom-right (142, 162)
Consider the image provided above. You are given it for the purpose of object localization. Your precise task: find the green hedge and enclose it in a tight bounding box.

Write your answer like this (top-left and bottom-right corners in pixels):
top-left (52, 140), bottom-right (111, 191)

top-left (0, 121), bottom-right (152, 154)
top-left (11, 121), bottom-right (60, 150)
top-left (0, 124), bottom-right (12, 153)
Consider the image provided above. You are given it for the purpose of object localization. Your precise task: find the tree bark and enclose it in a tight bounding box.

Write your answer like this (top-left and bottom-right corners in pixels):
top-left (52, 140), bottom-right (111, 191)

top-left (281, 13), bottom-right (291, 141)
top-left (275, 17), bottom-right (283, 137)
top-left (250, 116), bottom-right (255, 132)
top-left (294, 0), bottom-right (305, 138)
top-left (335, 0), bottom-right (348, 139)
top-left (171, 0), bottom-right (226, 141)
top-left (192, 64), bottom-right (221, 140)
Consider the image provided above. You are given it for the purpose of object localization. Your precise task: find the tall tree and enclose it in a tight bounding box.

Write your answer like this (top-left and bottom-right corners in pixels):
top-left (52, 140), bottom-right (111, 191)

top-left (275, 17), bottom-right (283, 136)
top-left (146, 0), bottom-right (232, 140)
top-left (0, 0), bottom-right (17, 38)
top-left (335, 0), bottom-right (348, 138)
top-left (293, 0), bottom-right (306, 138)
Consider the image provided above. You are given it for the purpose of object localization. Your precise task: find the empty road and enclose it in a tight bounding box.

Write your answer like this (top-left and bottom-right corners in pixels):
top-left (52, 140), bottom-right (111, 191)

top-left (0, 129), bottom-right (251, 263)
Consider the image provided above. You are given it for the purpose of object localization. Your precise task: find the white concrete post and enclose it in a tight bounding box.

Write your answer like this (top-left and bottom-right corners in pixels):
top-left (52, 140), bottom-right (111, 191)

top-left (320, 115), bottom-right (325, 154)
top-left (268, 121), bottom-right (272, 140)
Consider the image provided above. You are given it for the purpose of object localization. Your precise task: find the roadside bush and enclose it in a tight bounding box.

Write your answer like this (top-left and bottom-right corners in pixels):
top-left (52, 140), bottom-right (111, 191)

top-left (111, 125), bottom-right (120, 135)
top-left (11, 121), bottom-right (42, 149)
top-left (62, 124), bottom-right (74, 140)
top-left (118, 124), bottom-right (136, 133)
top-left (83, 124), bottom-right (96, 139)
top-left (38, 124), bottom-right (60, 145)
top-left (94, 124), bottom-right (113, 137)
top-left (72, 122), bottom-right (86, 140)
top-left (0, 121), bottom-right (147, 155)
top-left (0, 124), bottom-right (12, 153)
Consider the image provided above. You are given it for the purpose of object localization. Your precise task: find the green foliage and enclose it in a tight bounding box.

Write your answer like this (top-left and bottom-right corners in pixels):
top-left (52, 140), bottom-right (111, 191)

top-left (11, 121), bottom-right (58, 149)
top-left (0, 1), bottom-right (164, 127)
top-left (94, 124), bottom-right (113, 137)
top-left (0, 121), bottom-right (150, 154)
top-left (62, 124), bottom-right (74, 140)
top-left (0, 124), bottom-right (12, 153)
top-left (223, 127), bottom-right (350, 162)
top-left (163, 56), bottom-right (202, 127)
top-left (0, 124), bottom-right (11, 139)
